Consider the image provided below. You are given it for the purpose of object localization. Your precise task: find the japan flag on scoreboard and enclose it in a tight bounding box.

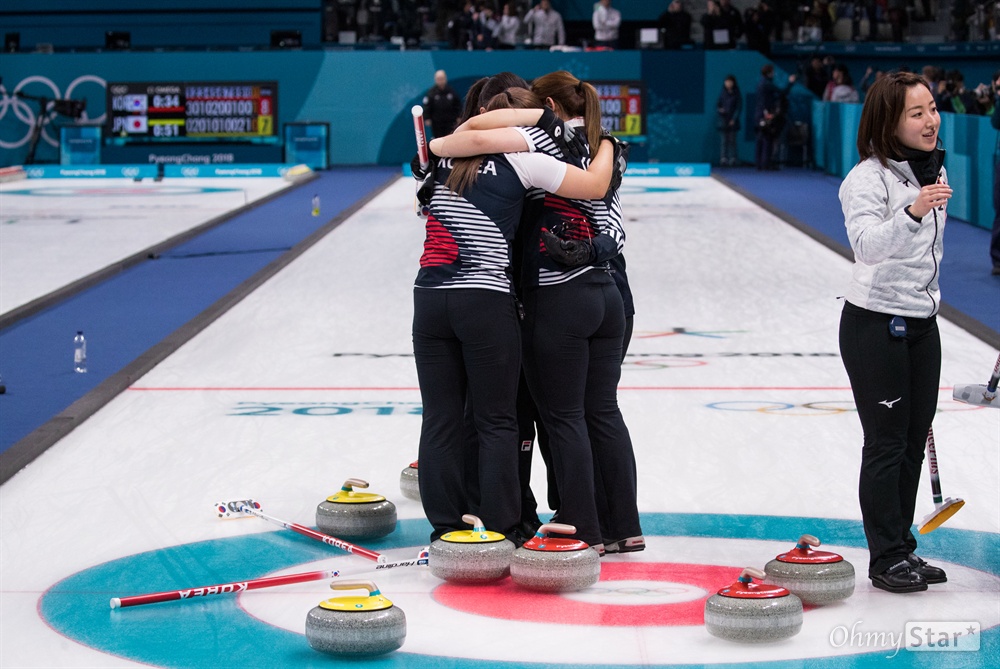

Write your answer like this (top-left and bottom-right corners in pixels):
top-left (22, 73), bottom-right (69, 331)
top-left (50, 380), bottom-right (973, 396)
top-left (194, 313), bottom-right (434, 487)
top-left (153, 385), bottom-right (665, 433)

top-left (126, 116), bottom-right (148, 133)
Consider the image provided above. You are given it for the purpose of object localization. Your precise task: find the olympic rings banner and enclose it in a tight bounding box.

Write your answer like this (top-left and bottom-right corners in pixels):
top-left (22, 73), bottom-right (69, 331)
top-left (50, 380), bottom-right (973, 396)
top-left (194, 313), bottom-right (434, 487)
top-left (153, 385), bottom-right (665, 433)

top-left (0, 73), bottom-right (107, 152)
top-left (0, 50), bottom-right (710, 167)
top-left (1, 43), bottom-right (994, 230)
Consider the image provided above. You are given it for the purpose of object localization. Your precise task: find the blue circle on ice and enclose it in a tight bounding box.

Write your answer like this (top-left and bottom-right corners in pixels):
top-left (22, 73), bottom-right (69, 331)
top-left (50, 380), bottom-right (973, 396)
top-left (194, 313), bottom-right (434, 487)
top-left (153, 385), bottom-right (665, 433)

top-left (39, 514), bottom-right (999, 668)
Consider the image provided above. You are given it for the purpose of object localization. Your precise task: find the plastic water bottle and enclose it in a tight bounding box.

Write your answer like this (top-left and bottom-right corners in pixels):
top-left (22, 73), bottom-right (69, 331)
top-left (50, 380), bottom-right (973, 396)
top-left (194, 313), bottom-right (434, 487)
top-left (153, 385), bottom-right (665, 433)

top-left (73, 331), bottom-right (87, 373)
top-left (311, 194), bottom-right (320, 217)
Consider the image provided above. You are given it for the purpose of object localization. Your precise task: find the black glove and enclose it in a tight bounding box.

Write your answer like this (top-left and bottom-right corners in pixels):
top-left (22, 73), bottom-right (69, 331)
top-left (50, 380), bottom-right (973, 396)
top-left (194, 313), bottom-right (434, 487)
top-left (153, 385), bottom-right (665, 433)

top-left (600, 132), bottom-right (629, 195)
top-left (540, 228), bottom-right (596, 268)
top-left (535, 107), bottom-right (583, 161)
top-left (410, 151), bottom-right (436, 207)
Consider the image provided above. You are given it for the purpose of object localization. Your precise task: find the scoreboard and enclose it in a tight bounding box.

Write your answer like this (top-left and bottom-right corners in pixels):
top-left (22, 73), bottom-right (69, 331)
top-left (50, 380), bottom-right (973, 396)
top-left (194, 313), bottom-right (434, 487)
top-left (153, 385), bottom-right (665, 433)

top-left (591, 81), bottom-right (645, 138)
top-left (106, 81), bottom-right (277, 140)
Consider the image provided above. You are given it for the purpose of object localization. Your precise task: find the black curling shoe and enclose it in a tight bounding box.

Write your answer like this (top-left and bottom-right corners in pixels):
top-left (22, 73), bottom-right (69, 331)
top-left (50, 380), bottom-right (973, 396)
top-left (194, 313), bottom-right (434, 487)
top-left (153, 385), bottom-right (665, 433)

top-left (871, 560), bottom-right (928, 593)
top-left (908, 554), bottom-right (947, 584)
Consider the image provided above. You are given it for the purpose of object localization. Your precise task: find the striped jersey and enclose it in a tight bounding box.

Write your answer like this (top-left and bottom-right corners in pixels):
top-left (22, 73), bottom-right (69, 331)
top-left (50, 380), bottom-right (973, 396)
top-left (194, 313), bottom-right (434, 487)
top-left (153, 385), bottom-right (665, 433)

top-left (415, 141), bottom-right (568, 293)
top-left (518, 118), bottom-right (626, 288)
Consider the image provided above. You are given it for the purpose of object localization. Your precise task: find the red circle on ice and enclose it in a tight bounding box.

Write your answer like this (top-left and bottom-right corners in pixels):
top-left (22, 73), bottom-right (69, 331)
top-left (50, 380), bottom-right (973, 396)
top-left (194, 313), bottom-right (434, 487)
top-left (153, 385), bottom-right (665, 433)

top-left (432, 562), bottom-right (742, 626)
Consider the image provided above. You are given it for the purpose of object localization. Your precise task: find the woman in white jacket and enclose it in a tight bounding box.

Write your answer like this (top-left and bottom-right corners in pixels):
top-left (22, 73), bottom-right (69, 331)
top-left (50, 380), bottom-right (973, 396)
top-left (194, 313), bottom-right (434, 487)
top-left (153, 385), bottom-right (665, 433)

top-left (838, 71), bottom-right (953, 594)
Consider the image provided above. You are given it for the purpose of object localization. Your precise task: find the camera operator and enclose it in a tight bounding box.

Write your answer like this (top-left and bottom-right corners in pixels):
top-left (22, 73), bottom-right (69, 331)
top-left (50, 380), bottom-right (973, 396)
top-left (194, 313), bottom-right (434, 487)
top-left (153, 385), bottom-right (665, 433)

top-left (940, 69), bottom-right (982, 115)
top-left (974, 81), bottom-right (994, 115)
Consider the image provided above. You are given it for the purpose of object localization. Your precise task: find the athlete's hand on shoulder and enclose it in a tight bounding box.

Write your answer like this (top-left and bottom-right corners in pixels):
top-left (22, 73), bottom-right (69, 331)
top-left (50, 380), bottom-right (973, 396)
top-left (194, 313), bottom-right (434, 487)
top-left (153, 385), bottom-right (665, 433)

top-left (540, 228), bottom-right (596, 267)
top-left (536, 108), bottom-right (584, 161)
top-left (601, 131), bottom-right (629, 195)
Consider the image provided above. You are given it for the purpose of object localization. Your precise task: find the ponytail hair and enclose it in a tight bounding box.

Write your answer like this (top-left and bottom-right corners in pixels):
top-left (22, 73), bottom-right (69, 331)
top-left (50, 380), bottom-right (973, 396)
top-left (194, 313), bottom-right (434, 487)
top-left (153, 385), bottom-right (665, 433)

top-left (531, 71), bottom-right (603, 159)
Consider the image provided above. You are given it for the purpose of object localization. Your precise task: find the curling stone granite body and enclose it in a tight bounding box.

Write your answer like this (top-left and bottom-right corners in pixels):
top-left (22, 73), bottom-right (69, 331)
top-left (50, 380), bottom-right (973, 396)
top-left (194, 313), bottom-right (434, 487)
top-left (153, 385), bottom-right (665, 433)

top-left (305, 583), bottom-right (405, 657)
top-left (399, 462), bottom-right (420, 502)
top-left (429, 516), bottom-right (514, 583)
top-left (763, 535), bottom-right (855, 605)
top-left (704, 568), bottom-right (803, 643)
top-left (316, 479), bottom-right (397, 539)
top-left (510, 525), bottom-right (600, 592)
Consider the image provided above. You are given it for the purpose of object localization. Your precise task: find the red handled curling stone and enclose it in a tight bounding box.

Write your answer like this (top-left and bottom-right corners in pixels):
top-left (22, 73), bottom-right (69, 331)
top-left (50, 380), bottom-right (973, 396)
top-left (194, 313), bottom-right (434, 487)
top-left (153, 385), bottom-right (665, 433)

top-left (763, 534), bottom-right (855, 605)
top-left (510, 523), bottom-right (601, 592)
top-left (428, 514), bottom-right (515, 583)
top-left (398, 461), bottom-right (420, 502)
top-left (316, 478), bottom-right (397, 539)
top-left (305, 580), bottom-right (405, 657)
top-left (704, 567), bottom-right (803, 643)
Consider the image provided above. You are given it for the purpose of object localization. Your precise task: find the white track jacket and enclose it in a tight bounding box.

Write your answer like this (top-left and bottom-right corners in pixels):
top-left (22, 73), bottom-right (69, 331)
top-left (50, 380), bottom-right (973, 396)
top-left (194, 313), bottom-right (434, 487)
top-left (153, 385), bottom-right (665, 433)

top-left (839, 156), bottom-right (947, 318)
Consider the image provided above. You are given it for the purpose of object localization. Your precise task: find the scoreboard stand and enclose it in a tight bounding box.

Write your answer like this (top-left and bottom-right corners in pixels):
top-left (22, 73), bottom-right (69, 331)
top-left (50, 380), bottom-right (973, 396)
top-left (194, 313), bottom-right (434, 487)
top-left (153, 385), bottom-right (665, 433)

top-left (104, 80), bottom-right (284, 165)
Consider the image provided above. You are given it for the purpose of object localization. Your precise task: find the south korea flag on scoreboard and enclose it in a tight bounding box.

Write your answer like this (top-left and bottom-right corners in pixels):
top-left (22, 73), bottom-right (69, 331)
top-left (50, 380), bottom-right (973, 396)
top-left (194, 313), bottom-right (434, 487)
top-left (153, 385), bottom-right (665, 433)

top-left (125, 94), bottom-right (147, 112)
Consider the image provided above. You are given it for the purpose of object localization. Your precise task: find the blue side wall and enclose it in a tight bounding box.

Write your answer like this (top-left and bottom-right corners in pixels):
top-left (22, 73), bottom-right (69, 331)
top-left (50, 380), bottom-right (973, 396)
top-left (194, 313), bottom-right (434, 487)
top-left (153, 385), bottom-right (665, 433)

top-left (0, 50), bottom-right (779, 166)
top-left (1, 49), bottom-right (995, 231)
top-left (812, 101), bottom-right (995, 231)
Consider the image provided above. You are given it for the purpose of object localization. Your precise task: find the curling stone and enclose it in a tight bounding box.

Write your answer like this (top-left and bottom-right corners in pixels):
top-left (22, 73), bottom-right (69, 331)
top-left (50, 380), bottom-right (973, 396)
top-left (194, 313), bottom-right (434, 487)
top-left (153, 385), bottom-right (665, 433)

top-left (510, 523), bottom-right (601, 592)
top-left (305, 580), bottom-right (405, 657)
top-left (316, 478), bottom-right (397, 539)
top-left (399, 461), bottom-right (420, 501)
top-left (428, 514), bottom-right (515, 583)
top-left (764, 534), bottom-right (855, 605)
top-left (704, 567), bottom-right (803, 643)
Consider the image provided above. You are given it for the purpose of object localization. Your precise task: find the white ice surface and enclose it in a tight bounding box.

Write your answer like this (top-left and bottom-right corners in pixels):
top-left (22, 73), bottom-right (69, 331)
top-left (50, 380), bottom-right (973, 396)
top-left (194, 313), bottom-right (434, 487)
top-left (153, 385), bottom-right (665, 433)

top-left (0, 177), bottom-right (291, 314)
top-left (1, 176), bottom-right (997, 668)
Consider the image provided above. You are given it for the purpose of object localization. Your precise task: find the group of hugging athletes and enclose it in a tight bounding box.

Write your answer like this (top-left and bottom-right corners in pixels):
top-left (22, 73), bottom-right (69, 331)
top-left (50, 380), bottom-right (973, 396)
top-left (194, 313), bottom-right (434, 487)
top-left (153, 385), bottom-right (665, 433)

top-left (407, 68), bottom-right (955, 594)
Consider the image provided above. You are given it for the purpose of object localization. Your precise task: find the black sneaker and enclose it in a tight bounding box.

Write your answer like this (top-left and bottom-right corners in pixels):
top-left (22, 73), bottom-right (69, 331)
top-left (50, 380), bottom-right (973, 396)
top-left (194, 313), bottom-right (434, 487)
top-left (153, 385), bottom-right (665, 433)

top-left (907, 554), bottom-right (947, 584)
top-left (871, 560), bottom-right (928, 593)
top-left (604, 536), bottom-right (645, 554)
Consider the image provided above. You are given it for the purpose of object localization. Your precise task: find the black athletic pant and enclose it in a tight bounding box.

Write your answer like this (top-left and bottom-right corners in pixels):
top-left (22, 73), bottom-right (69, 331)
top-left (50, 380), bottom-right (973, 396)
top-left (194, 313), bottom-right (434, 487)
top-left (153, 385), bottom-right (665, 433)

top-left (520, 311), bottom-right (634, 529)
top-left (839, 301), bottom-right (941, 576)
top-left (522, 271), bottom-right (641, 546)
top-left (622, 315), bottom-right (634, 359)
top-left (413, 288), bottom-right (522, 542)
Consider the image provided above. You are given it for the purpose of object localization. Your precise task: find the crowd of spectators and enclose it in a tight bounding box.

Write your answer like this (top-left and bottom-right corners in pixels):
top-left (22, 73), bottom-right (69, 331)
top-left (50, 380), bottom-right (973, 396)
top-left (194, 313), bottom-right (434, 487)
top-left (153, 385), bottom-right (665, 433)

top-left (800, 55), bottom-right (996, 117)
top-left (328, 1), bottom-right (998, 51)
top-left (708, 57), bottom-right (995, 170)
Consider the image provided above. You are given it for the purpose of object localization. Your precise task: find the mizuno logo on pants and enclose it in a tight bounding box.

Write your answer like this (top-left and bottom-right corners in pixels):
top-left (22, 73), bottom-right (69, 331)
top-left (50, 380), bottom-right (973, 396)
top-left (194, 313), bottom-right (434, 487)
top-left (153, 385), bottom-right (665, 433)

top-left (879, 397), bottom-right (902, 408)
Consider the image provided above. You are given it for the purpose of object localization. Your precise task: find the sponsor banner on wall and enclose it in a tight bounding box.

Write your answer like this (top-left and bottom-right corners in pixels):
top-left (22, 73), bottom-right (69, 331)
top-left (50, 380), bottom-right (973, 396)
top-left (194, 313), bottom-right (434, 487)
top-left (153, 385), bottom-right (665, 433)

top-left (101, 142), bottom-right (284, 165)
top-left (624, 163), bottom-right (710, 177)
top-left (164, 164), bottom-right (294, 178)
top-left (24, 165), bottom-right (158, 179)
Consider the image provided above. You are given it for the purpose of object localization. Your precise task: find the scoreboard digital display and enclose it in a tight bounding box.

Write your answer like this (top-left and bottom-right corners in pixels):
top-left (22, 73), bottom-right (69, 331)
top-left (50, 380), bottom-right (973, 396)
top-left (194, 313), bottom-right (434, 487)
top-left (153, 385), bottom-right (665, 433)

top-left (106, 81), bottom-right (277, 140)
top-left (591, 81), bottom-right (645, 138)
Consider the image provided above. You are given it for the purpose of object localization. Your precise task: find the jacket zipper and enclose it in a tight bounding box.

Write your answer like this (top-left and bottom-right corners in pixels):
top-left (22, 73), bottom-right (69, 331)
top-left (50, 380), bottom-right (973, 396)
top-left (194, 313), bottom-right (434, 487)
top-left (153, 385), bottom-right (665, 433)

top-left (922, 208), bottom-right (939, 317)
